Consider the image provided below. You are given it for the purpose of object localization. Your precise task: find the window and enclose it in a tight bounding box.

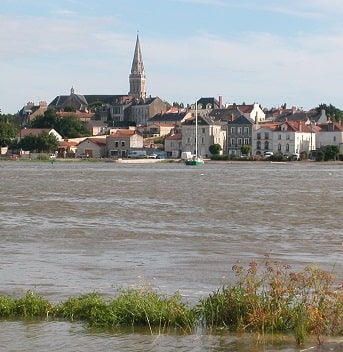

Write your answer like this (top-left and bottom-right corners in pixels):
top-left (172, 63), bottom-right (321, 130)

top-left (278, 143), bottom-right (281, 152)
top-left (257, 133), bottom-right (261, 140)
top-left (286, 144), bottom-right (290, 152)
top-left (187, 137), bottom-right (191, 143)
top-left (115, 141), bottom-right (119, 148)
top-left (244, 127), bottom-right (249, 134)
top-left (265, 132), bottom-right (269, 140)
top-left (202, 128), bottom-right (205, 134)
top-left (334, 136), bottom-right (336, 142)
top-left (264, 141), bottom-right (269, 150)
top-left (257, 141), bottom-right (261, 150)
top-left (230, 138), bottom-right (235, 146)
top-left (278, 134), bottom-right (281, 140)
top-left (237, 127), bottom-right (242, 134)
top-left (237, 138), bottom-right (242, 145)
top-left (231, 127), bottom-right (235, 134)
top-left (244, 138), bottom-right (249, 145)
top-left (121, 141), bottom-right (125, 147)
top-left (286, 134), bottom-right (290, 140)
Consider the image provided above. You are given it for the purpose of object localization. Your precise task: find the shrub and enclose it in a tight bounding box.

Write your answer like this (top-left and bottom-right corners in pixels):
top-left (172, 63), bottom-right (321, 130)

top-left (197, 255), bottom-right (343, 346)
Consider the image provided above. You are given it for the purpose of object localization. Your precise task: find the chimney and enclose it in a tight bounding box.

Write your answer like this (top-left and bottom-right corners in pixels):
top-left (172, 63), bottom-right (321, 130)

top-left (219, 95), bottom-right (222, 109)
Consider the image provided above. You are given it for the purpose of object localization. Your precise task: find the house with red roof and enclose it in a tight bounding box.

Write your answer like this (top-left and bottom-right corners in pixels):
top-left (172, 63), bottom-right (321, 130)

top-left (106, 129), bottom-right (143, 158)
top-left (76, 137), bottom-right (107, 158)
top-left (252, 120), bottom-right (316, 156)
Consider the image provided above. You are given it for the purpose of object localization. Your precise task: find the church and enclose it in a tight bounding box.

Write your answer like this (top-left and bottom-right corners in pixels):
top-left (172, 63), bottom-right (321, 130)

top-left (21, 35), bottom-right (167, 127)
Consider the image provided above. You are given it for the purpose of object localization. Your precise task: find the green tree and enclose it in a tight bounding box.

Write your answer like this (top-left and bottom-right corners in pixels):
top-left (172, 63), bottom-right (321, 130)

top-left (31, 109), bottom-right (90, 138)
top-left (31, 108), bottom-right (60, 129)
top-left (58, 115), bottom-right (90, 138)
top-left (0, 121), bottom-right (17, 146)
top-left (18, 134), bottom-right (39, 151)
top-left (324, 145), bottom-right (339, 161)
top-left (316, 104), bottom-right (343, 123)
top-left (241, 144), bottom-right (251, 156)
top-left (18, 131), bottom-right (59, 152)
top-left (209, 143), bottom-right (222, 155)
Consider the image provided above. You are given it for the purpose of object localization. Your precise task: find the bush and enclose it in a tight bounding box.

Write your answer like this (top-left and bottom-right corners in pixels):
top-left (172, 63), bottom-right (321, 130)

top-left (197, 256), bottom-right (343, 345)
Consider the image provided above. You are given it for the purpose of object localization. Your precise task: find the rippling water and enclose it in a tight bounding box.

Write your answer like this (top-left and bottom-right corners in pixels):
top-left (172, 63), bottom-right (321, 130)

top-left (0, 160), bottom-right (342, 351)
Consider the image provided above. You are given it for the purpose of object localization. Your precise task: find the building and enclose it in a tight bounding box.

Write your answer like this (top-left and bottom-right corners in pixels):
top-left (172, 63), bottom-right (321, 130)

top-left (106, 129), bottom-right (143, 158)
top-left (227, 115), bottom-right (255, 157)
top-left (316, 120), bottom-right (343, 149)
top-left (130, 96), bottom-right (167, 126)
top-left (18, 101), bottom-right (48, 125)
top-left (182, 115), bottom-right (226, 157)
top-left (252, 120), bottom-right (316, 156)
top-left (165, 133), bottom-right (182, 158)
top-left (76, 137), bottom-right (107, 158)
top-left (128, 34), bottom-right (146, 99)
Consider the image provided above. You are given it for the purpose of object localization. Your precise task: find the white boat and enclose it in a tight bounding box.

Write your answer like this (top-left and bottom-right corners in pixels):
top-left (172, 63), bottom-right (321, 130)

top-left (185, 100), bottom-right (204, 166)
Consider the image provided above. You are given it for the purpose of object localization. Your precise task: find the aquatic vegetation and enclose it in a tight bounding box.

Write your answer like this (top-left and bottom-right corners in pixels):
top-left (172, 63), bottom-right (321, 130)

top-left (56, 286), bottom-right (195, 332)
top-left (0, 290), bottom-right (53, 318)
top-left (197, 255), bottom-right (343, 346)
top-left (0, 257), bottom-right (341, 348)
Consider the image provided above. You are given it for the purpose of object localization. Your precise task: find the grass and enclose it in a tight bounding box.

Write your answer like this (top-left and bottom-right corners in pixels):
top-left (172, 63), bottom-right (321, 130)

top-left (197, 255), bottom-right (343, 346)
top-left (0, 257), bottom-right (342, 347)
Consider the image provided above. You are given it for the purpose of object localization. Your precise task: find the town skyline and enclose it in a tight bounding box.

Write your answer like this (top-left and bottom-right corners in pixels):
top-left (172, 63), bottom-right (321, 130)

top-left (2, 0), bottom-right (343, 114)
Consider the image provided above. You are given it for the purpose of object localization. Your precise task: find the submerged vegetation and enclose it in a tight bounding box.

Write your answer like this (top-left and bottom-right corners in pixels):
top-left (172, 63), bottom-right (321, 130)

top-left (1, 257), bottom-right (342, 347)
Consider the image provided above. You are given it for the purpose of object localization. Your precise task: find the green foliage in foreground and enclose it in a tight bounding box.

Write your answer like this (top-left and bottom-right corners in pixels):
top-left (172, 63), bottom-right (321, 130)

top-left (0, 258), bottom-right (342, 346)
top-left (197, 256), bottom-right (343, 345)
top-left (56, 287), bottom-right (195, 332)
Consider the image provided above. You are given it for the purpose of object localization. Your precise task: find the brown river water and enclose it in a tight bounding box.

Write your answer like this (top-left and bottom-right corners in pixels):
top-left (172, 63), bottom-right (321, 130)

top-left (0, 160), bottom-right (342, 351)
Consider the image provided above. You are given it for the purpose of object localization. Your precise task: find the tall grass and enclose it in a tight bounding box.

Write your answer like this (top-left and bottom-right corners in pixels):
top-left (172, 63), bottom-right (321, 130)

top-left (56, 285), bottom-right (195, 332)
top-left (0, 290), bottom-right (53, 318)
top-left (197, 255), bottom-right (343, 345)
top-left (0, 258), bottom-right (342, 347)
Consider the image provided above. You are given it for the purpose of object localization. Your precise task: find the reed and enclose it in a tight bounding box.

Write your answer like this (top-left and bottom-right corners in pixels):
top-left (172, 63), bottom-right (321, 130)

top-left (0, 257), bottom-right (341, 347)
top-left (0, 290), bottom-right (54, 318)
top-left (197, 255), bottom-right (343, 346)
top-left (56, 285), bottom-right (195, 332)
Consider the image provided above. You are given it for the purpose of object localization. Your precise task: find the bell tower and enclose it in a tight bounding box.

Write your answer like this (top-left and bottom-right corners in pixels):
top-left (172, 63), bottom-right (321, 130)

top-left (129, 33), bottom-right (146, 99)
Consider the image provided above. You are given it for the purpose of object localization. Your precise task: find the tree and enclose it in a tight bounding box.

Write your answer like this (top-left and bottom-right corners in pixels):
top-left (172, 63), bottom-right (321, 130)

top-left (18, 131), bottom-right (59, 152)
top-left (316, 104), bottom-right (343, 123)
top-left (209, 144), bottom-right (222, 155)
top-left (0, 121), bottom-right (17, 146)
top-left (324, 145), bottom-right (339, 161)
top-left (241, 144), bottom-right (251, 156)
top-left (31, 108), bottom-right (60, 129)
top-left (58, 115), bottom-right (91, 138)
top-left (31, 108), bottom-right (90, 138)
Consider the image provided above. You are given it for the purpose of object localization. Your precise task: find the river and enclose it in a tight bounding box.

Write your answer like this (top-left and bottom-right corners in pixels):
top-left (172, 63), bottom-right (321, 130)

top-left (0, 160), bottom-right (342, 351)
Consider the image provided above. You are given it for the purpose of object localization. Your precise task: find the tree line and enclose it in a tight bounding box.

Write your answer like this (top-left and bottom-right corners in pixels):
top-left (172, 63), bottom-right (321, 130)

top-left (0, 108), bottom-right (90, 152)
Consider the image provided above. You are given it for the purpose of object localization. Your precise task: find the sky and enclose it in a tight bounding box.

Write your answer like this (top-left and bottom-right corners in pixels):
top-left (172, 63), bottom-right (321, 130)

top-left (1, 0), bottom-right (343, 114)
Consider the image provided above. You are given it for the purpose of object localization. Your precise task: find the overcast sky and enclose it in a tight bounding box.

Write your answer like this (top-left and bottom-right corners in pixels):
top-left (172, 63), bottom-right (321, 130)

top-left (1, 0), bottom-right (343, 114)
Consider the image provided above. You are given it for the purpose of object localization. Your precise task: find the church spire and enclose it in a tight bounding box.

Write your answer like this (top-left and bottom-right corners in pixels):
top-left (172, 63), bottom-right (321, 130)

top-left (129, 33), bottom-right (146, 99)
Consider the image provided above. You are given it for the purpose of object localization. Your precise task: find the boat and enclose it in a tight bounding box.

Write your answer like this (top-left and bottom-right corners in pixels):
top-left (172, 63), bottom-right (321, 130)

top-left (185, 100), bottom-right (204, 166)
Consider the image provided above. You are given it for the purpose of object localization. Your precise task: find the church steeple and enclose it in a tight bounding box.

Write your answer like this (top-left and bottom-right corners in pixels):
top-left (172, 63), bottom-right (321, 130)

top-left (129, 33), bottom-right (146, 99)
